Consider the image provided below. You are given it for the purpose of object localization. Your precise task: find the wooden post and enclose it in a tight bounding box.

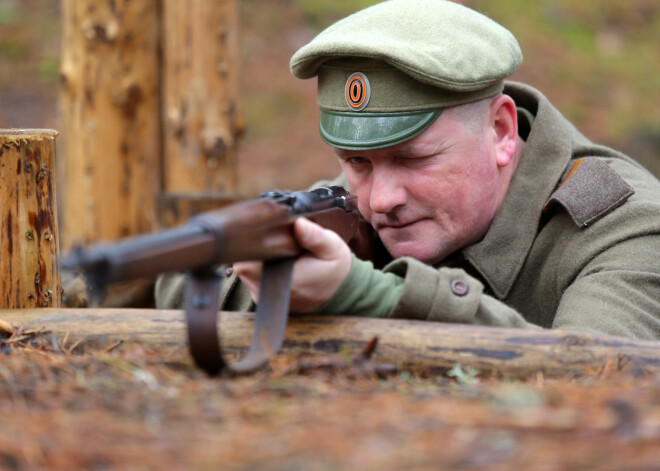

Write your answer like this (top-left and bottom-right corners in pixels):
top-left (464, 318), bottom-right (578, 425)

top-left (58, 0), bottom-right (161, 248)
top-left (155, 193), bottom-right (241, 229)
top-left (0, 130), bottom-right (61, 308)
top-left (161, 0), bottom-right (240, 195)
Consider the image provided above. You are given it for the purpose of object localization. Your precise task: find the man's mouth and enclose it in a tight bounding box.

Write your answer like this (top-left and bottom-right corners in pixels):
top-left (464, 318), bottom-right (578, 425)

top-left (374, 219), bottom-right (421, 231)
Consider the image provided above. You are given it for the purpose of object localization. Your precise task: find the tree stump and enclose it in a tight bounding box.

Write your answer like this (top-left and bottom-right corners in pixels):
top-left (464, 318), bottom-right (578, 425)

top-left (0, 129), bottom-right (61, 308)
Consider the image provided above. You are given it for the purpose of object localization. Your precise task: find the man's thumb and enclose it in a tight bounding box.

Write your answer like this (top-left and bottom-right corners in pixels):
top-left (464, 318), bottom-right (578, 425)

top-left (294, 217), bottom-right (345, 260)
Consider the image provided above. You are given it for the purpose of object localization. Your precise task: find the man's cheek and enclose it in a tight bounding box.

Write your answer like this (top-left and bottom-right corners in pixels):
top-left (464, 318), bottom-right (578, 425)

top-left (357, 199), bottom-right (372, 223)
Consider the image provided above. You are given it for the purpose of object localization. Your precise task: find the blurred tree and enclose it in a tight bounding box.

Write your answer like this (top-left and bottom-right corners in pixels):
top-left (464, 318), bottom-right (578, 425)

top-left (59, 0), bottom-right (161, 247)
top-left (0, 0), bottom-right (657, 198)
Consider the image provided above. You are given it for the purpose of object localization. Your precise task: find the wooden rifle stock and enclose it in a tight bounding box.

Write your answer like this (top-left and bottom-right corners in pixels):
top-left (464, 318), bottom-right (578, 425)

top-left (62, 186), bottom-right (368, 375)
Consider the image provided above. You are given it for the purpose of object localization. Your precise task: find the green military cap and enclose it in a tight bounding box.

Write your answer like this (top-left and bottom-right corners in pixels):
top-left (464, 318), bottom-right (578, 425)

top-left (290, 0), bottom-right (523, 150)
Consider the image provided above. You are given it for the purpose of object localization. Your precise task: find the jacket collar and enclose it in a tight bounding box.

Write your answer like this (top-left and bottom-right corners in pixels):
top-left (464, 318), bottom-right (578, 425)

top-left (462, 82), bottom-right (578, 299)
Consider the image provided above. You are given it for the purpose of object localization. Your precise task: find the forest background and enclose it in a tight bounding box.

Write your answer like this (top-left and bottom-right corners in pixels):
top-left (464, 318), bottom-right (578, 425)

top-left (0, 0), bottom-right (659, 198)
top-left (1, 2), bottom-right (660, 469)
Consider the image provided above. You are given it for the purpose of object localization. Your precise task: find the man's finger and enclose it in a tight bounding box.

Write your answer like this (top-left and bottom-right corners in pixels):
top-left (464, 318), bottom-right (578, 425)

top-left (294, 217), bottom-right (346, 260)
top-left (234, 261), bottom-right (263, 302)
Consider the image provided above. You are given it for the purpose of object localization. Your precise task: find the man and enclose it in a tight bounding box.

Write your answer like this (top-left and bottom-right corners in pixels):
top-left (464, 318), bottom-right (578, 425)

top-left (156, 0), bottom-right (660, 339)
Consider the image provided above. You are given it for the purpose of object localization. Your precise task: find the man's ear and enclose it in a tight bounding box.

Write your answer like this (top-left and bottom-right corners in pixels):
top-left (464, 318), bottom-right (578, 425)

top-left (489, 94), bottom-right (518, 167)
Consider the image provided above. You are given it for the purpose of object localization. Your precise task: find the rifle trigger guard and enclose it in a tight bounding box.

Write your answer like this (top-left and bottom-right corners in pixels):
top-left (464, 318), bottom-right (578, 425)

top-left (184, 258), bottom-right (296, 376)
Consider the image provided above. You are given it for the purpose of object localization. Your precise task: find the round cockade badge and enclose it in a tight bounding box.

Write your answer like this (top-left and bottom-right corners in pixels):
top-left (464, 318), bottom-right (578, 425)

top-left (345, 72), bottom-right (371, 111)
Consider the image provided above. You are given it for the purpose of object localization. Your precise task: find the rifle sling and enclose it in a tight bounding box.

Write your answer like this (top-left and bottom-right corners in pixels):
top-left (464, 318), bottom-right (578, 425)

top-left (184, 258), bottom-right (295, 376)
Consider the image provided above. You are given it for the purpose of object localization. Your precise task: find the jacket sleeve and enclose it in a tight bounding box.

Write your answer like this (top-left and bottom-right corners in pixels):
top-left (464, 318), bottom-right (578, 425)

top-left (154, 269), bottom-right (255, 312)
top-left (319, 256), bottom-right (540, 329)
top-left (372, 228), bottom-right (660, 339)
top-left (324, 237), bottom-right (660, 340)
top-left (383, 257), bottom-right (540, 328)
top-left (551, 233), bottom-right (660, 340)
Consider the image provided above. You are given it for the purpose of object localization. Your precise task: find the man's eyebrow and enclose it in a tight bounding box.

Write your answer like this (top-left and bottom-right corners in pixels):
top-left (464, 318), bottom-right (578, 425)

top-left (389, 145), bottom-right (419, 158)
top-left (390, 143), bottom-right (443, 159)
top-left (333, 148), bottom-right (357, 157)
top-left (333, 141), bottom-right (442, 159)
top-left (333, 144), bottom-right (416, 156)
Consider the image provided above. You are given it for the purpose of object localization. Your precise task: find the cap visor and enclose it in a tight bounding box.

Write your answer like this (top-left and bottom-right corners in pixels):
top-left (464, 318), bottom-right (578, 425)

top-left (320, 109), bottom-right (442, 150)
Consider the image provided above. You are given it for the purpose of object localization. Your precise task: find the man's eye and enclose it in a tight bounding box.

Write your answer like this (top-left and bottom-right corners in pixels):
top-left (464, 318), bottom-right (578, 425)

top-left (348, 156), bottom-right (368, 165)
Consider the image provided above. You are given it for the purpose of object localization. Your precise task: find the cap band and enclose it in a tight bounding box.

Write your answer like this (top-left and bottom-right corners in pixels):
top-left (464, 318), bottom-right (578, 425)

top-left (319, 60), bottom-right (505, 113)
top-left (317, 60), bottom-right (503, 150)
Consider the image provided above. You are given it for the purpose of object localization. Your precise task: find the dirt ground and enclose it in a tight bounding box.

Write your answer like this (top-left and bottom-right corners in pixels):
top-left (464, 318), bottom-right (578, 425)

top-left (1, 324), bottom-right (659, 471)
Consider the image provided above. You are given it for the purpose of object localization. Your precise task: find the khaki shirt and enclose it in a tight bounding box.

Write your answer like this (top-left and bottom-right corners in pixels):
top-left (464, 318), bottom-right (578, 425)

top-left (155, 82), bottom-right (660, 340)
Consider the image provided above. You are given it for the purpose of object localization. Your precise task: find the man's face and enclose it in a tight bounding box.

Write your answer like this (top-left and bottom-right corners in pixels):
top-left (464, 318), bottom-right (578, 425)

top-left (336, 106), bottom-right (505, 265)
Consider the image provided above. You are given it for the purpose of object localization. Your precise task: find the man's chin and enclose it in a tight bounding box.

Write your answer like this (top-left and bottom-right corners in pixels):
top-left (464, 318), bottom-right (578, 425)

top-left (383, 242), bottom-right (444, 265)
top-left (377, 223), bottom-right (451, 264)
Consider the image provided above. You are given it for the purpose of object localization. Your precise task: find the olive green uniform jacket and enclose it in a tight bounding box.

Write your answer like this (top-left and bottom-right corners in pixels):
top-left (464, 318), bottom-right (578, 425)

top-left (155, 82), bottom-right (660, 340)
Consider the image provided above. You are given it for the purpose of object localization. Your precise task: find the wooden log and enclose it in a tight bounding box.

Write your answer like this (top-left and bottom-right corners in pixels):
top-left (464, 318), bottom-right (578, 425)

top-left (1, 308), bottom-right (659, 377)
top-left (0, 130), bottom-right (61, 308)
top-left (59, 0), bottom-right (161, 248)
top-left (161, 0), bottom-right (240, 194)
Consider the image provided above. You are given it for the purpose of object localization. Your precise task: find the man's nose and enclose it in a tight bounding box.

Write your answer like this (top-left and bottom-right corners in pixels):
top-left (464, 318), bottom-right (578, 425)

top-left (369, 168), bottom-right (407, 214)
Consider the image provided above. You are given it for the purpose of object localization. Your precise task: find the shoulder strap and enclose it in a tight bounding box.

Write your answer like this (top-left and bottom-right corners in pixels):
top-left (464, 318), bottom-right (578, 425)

top-left (545, 157), bottom-right (634, 228)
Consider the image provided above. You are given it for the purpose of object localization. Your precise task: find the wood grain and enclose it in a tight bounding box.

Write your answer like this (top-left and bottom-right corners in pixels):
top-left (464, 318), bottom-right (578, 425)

top-left (2, 308), bottom-right (658, 377)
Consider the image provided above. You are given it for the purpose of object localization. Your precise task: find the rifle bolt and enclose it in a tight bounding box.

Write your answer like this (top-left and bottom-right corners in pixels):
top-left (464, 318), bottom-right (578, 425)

top-left (192, 294), bottom-right (210, 309)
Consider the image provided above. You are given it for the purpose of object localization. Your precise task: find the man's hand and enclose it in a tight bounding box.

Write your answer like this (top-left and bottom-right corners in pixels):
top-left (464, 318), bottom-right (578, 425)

top-left (234, 217), bottom-right (353, 312)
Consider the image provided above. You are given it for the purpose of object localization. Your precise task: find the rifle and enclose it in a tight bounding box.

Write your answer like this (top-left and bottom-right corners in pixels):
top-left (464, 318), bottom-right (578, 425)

top-left (62, 186), bottom-right (373, 376)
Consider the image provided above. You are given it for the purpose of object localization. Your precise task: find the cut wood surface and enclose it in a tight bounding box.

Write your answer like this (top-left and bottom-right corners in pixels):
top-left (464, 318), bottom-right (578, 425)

top-left (0, 130), bottom-right (61, 308)
top-left (2, 308), bottom-right (659, 377)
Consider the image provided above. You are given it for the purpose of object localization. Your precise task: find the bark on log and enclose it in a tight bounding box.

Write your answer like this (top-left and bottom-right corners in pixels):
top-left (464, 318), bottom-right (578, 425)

top-left (0, 130), bottom-right (61, 308)
top-left (161, 0), bottom-right (240, 194)
top-left (59, 0), bottom-right (161, 248)
top-left (2, 308), bottom-right (659, 377)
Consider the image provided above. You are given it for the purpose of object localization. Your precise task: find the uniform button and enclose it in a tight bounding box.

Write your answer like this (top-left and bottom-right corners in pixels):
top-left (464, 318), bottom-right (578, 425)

top-left (450, 279), bottom-right (469, 296)
top-left (225, 266), bottom-right (234, 277)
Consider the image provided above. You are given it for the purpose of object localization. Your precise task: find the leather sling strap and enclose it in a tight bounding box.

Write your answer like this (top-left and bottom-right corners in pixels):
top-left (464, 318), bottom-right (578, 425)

top-left (184, 257), bottom-right (295, 376)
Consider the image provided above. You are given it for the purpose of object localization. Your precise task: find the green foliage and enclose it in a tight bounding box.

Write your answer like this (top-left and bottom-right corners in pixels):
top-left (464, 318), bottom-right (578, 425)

top-left (0, 3), bottom-right (20, 26)
top-left (37, 57), bottom-right (58, 83)
top-left (466, 0), bottom-right (660, 147)
top-left (488, 384), bottom-right (548, 411)
top-left (447, 364), bottom-right (480, 385)
top-left (295, 0), bottom-right (380, 30)
top-left (245, 91), bottom-right (307, 139)
top-left (0, 38), bottom-right (27, 60)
